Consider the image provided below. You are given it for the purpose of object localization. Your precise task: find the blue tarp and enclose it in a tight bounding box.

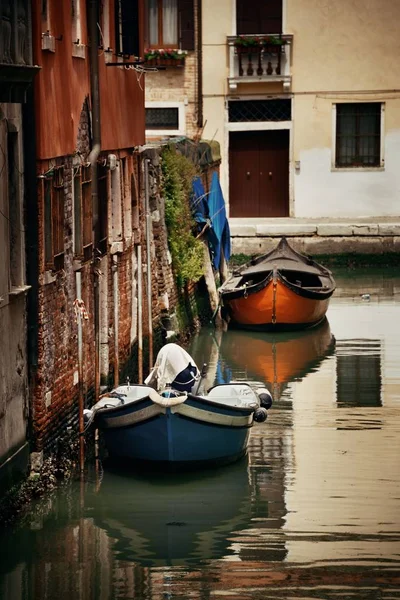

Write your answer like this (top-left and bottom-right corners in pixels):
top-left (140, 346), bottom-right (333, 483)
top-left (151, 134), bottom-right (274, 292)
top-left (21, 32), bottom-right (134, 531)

top-left (191, 173), bottom-right (231, 270)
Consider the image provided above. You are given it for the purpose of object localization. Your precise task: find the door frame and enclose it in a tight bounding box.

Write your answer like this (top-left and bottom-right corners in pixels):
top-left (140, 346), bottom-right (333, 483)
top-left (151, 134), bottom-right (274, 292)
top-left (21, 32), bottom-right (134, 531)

top-left (225, 119), bottom-right (293, 218)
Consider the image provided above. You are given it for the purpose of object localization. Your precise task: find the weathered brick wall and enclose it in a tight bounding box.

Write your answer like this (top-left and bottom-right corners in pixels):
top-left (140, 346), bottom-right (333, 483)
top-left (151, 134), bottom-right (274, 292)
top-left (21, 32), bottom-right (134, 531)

top-left (33, 134), bottom-right (217, 455)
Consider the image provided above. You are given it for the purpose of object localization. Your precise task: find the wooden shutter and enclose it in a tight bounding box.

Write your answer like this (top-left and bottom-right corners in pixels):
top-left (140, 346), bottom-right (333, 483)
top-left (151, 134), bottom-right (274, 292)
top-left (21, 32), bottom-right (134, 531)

top-left (178, 0), bottom-right (194, 51)
top-left (237, 0), bottom-right (282, 34)
top-left (116, 0), bottom-right (140, 56)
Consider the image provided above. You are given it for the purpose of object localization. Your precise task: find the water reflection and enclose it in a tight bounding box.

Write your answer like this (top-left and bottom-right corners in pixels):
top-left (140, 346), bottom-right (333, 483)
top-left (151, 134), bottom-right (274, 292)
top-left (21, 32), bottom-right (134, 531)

top-left (336, 339), bottom-right (382, 407)
top-left (191, 318), bottom-right (335, 403)
top-left (1, 269), bottom-right (400, 599)
top-left (85, 458), bottom-right (254, 566)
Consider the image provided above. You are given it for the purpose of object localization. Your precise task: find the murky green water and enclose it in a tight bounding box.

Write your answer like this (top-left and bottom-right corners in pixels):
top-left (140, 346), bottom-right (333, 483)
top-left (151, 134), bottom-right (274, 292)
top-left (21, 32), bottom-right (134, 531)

top-left (1, 268), bottom-right (399, 599)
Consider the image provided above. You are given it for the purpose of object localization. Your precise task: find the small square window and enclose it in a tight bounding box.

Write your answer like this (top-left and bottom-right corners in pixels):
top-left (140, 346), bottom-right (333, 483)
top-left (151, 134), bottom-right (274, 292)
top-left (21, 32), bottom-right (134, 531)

top-left (145, 102), bottom-right (185, 137)
top-left (335, 103), bottom-right (381, 168)
top-left (146, 107), bottom-right (179, 130)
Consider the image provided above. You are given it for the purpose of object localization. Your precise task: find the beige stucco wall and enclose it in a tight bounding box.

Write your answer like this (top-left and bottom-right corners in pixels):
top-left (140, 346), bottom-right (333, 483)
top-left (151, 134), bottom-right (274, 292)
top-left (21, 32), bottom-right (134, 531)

top-left (288, 0), bottom-right (400, 217)
top-left (202, 0), bottom-right (233, 205)
top-left (288, 0), bottom-right (400, 93)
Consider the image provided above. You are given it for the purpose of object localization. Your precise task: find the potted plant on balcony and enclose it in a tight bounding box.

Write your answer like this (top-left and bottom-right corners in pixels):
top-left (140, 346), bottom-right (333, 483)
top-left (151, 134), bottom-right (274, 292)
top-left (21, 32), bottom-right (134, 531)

top-left (233, 36), bottom-right (264, 76)
top-left (262, 35), bottom-right (287, 54)
top-left (233, 35), bottom-right (263, 53)
top-left (144, 48), bottom-right (187, 67)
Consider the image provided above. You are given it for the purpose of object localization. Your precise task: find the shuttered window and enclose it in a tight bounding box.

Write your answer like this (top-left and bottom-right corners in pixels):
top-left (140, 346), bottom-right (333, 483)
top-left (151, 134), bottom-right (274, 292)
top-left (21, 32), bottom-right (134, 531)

top-left (115, 0), bottom-right (140, 56)
top-left (147, 0), bottom-right (194, 50)
top-left (74, 165), bottom-right (92, 262)
top-left (97, 164), bottom-right (108, 255)
top-left (44, 166), bottom-right (64, 271)
top-left (237, 0), bottom-right (282, 34)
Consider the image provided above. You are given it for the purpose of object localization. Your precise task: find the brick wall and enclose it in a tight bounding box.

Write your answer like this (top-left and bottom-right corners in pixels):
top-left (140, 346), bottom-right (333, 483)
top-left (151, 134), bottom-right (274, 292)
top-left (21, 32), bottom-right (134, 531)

top-left (33, 131), bottom-right (217, 455)
top-left (145, 53), bottom-right (201, 140)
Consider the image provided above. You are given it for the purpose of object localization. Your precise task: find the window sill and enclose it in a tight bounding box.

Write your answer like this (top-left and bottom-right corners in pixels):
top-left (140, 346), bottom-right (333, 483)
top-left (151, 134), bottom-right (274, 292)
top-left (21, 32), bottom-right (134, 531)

top-left (9, 285), bottom-right (32, 297)
top-left (42, 34), bottom-right (56, 52)
top-left (43, 271), bottom-right (57, 285)
top-left (331, 165), bottom-right (385, 173)
top-left (72, 43), bottom-right (86, 59)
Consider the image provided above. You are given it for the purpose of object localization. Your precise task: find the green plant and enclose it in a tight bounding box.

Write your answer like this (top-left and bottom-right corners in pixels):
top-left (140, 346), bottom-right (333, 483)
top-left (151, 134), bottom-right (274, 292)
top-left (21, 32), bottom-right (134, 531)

top-left (161, 148), bottom-right (204, 287)
top-left (233, 35), bottom-right (263, 48)
top-left (144, 48), bottom-right (188, 61)
top-left (263, 35), bottom-right (286, 46)
top-left (233, 35), bottom-right (287, 48)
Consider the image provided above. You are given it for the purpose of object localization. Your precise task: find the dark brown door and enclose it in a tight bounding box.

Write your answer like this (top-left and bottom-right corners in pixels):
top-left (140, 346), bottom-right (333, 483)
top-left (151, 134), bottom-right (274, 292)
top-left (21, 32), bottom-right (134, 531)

top-left (229, 130), bottom-right (289, 218)
top-left (237, 0), bottom-right (282, 34)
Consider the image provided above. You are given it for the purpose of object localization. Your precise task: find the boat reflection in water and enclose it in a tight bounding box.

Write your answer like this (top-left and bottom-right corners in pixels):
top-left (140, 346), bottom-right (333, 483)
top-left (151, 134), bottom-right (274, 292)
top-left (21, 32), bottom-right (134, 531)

top-left (85, 457), bottom-right (255, 566)
top-left (194, 318), bottom-right (335, 401)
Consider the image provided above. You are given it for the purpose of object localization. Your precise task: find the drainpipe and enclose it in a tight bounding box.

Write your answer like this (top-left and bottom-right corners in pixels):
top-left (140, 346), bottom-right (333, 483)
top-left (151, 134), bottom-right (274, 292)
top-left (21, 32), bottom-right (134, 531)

top-left (137, 244), bottom-right (143, 383)
top-left (23, 85), bottom-right (38, 448)
top-left (75, 271), bottom-right (85, 473)
top-left (112, 254), bottom-right (119, 386)
top-left (88, 0), bottom-right (101, 400)
top-left (197, 0), bottom-right (203, 128)
top-left (144, 159), bottom-right (153, 369)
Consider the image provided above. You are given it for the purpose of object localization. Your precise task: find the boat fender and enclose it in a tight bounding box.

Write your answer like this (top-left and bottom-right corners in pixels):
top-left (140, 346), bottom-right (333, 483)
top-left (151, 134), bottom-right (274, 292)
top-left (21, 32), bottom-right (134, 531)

top-left (254, 407), bottom-right (268, 423)
top-left (83, 409), bottom-right (93, 424)
top-left (256, 388), bottom-right (273, 410)
top-left (148, 388), bottom-right (187, 407)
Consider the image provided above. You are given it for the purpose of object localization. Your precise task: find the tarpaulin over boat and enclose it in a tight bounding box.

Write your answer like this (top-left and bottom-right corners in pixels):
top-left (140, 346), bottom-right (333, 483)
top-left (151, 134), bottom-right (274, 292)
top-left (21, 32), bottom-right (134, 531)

top-left (191, 173), bottom-right (231, 269)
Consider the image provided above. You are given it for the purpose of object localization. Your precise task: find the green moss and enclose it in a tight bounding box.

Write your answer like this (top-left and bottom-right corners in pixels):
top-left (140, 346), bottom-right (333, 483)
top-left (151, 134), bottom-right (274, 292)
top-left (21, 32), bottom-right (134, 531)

top-left (161, 148), bottom-right (204, 287)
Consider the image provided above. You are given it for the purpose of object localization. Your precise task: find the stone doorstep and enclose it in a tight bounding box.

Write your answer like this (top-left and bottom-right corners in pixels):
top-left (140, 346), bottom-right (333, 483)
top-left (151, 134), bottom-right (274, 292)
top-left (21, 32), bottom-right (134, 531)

top-left (231, 235), bottom-right (400, 256)
top-left (229, 220), bottom-right (400, 237)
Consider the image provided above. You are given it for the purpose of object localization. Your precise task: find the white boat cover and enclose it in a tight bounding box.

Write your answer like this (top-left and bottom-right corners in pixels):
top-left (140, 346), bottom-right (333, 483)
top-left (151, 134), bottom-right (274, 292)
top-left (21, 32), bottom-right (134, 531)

top-left (145, 343), bottom-right (200, 392)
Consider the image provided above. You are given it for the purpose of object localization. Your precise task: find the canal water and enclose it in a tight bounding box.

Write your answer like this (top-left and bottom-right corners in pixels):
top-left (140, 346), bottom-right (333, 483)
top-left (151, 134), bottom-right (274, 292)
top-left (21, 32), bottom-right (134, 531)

top-left (0, 268), bottom-right (399, 599)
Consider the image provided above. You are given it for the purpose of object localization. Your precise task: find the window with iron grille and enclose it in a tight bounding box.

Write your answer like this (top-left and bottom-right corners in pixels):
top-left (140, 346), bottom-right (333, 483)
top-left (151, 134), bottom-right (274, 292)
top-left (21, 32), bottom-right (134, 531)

top-left (146, 107), bottom-right (179, 129)
top-left (97, 164), bottom-right (108, 255)
top-left (44, 166), bottom-right (64, 271)
top-left (74, 165), bottom-right (92, 262)
top-left (336, 103), bottom-right (381, 168)
top-left (228, 99), bottom-right (291, 122)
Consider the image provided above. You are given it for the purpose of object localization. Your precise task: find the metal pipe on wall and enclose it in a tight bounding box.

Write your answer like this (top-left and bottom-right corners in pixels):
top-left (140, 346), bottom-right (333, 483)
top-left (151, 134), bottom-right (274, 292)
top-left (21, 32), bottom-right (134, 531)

top-left (88, 0), bottom-right (102, 401)
top-left (75, 271), bottom-right (85, 473)
top-left (197, 0), bottom-right (203, 128)
top-left (112, 254), bottom-right (119, 386)
top-left (144, 159), bottom-right (153, 369)
top-left (137, 244), bottom-right (143, 383)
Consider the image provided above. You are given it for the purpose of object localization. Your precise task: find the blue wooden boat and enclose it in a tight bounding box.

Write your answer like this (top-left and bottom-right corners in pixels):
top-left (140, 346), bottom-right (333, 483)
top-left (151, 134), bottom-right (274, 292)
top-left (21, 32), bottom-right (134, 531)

top-left (85, 344), bottom-right (272, 466)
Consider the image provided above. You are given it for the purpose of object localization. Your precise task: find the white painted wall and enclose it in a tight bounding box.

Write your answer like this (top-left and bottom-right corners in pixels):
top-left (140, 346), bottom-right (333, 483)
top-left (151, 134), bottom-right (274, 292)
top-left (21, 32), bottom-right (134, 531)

top-left (295, 130), bottom-right (400, 217)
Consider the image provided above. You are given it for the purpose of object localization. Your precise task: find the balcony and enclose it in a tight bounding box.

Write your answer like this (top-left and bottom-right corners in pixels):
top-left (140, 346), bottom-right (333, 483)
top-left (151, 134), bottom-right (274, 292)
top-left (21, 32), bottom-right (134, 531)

top-left (227, 34), bottom-right (293, 91)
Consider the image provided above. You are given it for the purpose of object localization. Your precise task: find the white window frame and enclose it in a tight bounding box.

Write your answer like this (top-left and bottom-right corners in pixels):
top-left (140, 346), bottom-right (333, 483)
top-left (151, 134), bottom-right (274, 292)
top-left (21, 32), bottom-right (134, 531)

top-left (331, 102), bottom-right (385, 172)
top-left (145, 101), bottom-right (186, 137)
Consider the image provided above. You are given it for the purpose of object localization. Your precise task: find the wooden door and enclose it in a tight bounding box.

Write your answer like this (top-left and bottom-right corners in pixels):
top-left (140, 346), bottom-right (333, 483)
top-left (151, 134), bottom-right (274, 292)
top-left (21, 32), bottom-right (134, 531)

top-left (229, 130), bottom-right (289, 218)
